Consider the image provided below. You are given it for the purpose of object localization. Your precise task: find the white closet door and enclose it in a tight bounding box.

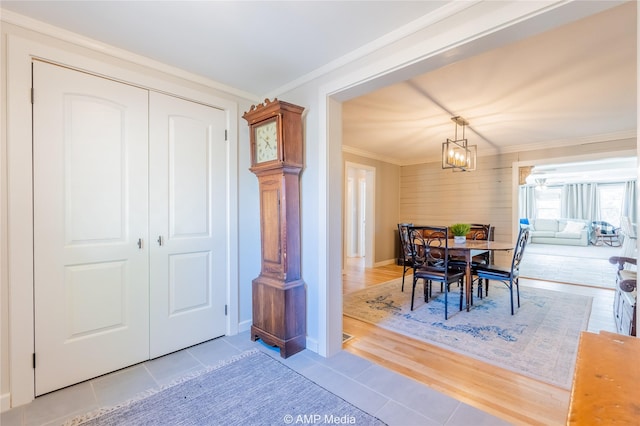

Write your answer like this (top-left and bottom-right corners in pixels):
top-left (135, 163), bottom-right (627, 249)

top-left (33, 61), bottom-right (150, 396)
top-left (149, 92), bottom-right (227, 358)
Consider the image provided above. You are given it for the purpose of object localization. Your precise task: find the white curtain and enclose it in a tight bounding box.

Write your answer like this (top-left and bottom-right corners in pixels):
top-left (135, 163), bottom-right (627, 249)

top-left (621, 180), bottom-right (637, 224)
top-left (561, 183), bottom-right (598, 221)
top-left (518, 185), bottom-right (536, 220)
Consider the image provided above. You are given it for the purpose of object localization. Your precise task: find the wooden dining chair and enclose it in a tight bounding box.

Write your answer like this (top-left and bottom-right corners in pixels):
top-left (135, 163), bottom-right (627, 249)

top-left (475, 226), bottom-right (530, 315)
top-left (408, 226), bottom-right (465, 319)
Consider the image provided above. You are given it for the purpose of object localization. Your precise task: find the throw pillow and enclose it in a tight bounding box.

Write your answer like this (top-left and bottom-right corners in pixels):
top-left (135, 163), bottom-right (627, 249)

top-left (563, 221), bottom-right (585, 234)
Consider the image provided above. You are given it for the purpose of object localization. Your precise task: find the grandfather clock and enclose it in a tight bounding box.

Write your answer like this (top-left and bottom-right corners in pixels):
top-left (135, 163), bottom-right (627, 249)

top-left (243, 98), bottom-right (306, 358)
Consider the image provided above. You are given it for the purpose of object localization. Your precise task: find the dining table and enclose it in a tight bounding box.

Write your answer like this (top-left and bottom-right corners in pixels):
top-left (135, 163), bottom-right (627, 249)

top-left (446, 239), bottom-right (514, 311)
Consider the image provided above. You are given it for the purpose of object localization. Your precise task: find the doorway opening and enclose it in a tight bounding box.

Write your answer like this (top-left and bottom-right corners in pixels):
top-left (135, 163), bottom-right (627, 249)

top-left (344, 162), bottom-right (375, 269)
top-left (516, 156), bottom-right (637, 288)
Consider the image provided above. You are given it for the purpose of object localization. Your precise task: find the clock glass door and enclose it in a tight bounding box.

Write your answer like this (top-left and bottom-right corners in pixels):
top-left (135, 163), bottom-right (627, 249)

top-left (254, 118), bottom-right (278, 163)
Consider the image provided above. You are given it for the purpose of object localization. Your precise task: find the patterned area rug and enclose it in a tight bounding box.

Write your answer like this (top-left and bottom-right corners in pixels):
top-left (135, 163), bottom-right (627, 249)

top-left (343, 278), bottom-right (592, 389)
top-left (66, 350), bottom-right (385, 426)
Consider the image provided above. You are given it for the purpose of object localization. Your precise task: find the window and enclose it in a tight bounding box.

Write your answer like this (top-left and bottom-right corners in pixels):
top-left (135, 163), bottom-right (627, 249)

top-left (520, 180), bottom-right (635, 223)
top-left (535, 186), bottom-right (561, 219)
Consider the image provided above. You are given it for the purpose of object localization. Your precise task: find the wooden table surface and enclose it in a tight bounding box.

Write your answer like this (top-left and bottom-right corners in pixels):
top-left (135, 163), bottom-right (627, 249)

top-left (567, 331), bottom-right (640, 425)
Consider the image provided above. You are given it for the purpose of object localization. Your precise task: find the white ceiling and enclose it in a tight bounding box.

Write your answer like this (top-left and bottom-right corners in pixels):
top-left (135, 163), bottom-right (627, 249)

top-left (0, 0), bottom-right (446, 97)
top-left (1, 1), bottom-right (637, 167)
top-left (342, 1), bottom-right (637, 165)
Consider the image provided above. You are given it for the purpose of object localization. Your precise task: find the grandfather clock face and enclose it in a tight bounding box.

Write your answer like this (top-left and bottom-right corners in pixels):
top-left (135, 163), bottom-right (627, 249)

top-left (254, 119), bottom-right (278, 163)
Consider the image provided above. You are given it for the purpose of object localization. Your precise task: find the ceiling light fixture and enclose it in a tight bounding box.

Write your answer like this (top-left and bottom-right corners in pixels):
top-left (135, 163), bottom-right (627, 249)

top-left (535, 178), bottom-right (547, 190)
top-left (442, 116), bottom-right (476, 172)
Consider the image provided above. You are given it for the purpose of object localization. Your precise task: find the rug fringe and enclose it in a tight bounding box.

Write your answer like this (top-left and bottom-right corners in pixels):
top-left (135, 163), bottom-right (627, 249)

top-left (63, 349), bottom-right (261, 426)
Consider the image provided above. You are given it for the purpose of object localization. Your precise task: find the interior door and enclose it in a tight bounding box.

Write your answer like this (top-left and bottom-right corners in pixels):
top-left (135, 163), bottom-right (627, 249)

top-left (33, 61), bottom-right (150, 396)
top-left (148, 92), bottom-right (227, 358)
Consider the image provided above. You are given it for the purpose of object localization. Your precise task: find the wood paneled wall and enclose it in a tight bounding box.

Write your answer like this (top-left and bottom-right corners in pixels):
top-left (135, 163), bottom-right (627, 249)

top-left (401, 154), bottom-right (515, 265)
top-left (401, 154), bottom-right (514, 243)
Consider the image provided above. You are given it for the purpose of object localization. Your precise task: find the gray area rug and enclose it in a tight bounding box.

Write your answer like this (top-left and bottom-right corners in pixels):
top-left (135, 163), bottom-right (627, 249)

top-left (344, 278), bottom-right (592, 389)
top-left (520, 242), bottom-right (620, 288)
top-left (66, 350), bottom-right (385, 426)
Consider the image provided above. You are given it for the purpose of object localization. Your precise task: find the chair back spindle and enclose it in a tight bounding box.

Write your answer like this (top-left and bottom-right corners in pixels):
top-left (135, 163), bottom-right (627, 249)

top-left (511, 227), bottom-right (530, 277)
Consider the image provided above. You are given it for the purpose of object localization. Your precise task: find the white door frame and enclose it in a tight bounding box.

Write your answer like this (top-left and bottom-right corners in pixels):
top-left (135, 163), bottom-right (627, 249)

top-left (6, 35), bottom-right (239, 407)
top-left (344, 162), bottom-right (375, 268)
top-left (314, 0), bottom-right (621, 359)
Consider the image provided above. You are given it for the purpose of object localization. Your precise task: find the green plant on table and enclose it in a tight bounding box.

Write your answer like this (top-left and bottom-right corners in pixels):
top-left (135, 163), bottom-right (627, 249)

top-left (450, 223), bottom-right (471, 237)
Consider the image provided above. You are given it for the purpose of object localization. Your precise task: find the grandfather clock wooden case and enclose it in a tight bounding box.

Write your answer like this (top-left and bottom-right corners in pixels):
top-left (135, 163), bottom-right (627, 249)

top-left (243, 99), bottom-right (306, 358)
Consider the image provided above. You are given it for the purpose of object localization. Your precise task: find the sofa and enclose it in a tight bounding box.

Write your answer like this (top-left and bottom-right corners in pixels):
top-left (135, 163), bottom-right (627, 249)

top-left (528, 218), bottom-right (590, 246)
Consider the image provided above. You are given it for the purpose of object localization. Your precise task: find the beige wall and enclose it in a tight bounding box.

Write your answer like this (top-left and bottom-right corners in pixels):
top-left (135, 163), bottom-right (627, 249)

top-left (343, 152), bottom-right (401, 264)
top-left (1, 27), bottom-right (8, 407)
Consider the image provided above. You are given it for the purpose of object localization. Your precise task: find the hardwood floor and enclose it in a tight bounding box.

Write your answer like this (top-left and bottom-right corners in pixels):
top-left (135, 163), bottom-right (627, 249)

top-left (341, 257), bottom-right (617, 425)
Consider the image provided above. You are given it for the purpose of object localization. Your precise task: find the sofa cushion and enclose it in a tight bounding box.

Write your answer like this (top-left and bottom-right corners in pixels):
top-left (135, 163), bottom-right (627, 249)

top-left (555, 231), bottom-right (582, 239)
top-left (533, 231), bottom-right (556, 238)
top-left (534, 219), bottom-right (559, 232)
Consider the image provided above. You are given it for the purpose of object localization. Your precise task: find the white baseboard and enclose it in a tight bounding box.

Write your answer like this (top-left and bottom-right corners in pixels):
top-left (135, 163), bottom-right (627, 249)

top-left (1, 393), bottom-right (10, 412)
top-left (238, 319), bottom-right (252, 333)
top-left (305, 337), bottom-right (319, 353)
top-left (374, 258), bottom-right (397, 267)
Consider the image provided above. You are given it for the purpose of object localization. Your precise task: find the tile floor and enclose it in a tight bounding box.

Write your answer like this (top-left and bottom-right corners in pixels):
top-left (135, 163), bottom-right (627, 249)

top-left (1, 331), bottom-right (509, 426)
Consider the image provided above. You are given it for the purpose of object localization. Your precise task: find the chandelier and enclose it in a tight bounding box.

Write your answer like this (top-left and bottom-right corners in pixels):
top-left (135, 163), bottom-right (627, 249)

top-left (441, 116), bottom-right (476, 172)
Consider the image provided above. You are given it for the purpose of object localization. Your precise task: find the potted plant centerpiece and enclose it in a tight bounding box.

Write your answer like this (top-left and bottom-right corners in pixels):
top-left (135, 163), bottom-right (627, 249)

top-left (450, 223), bottom-right (471, 244)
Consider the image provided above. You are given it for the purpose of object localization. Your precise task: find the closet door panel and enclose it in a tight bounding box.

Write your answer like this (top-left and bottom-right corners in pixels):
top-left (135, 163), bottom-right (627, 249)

top-left (33, 61), bottom-right (149, 396)
top-left (170, 117), bottom-right (210, 236)
top-left (149, 92), bottom-right (227, 358)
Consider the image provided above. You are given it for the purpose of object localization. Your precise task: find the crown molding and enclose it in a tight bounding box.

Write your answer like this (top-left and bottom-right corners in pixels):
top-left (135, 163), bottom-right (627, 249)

top-left (1, 8), bottom-right (260, 102)
top-left (492, 129), bottom-right (638, 156)
top-left (341, 145), bottom-right (404, 166)
top-left (265, 1), bottom-right (479, 99)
